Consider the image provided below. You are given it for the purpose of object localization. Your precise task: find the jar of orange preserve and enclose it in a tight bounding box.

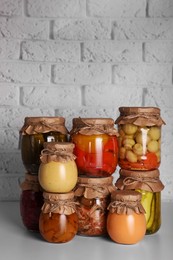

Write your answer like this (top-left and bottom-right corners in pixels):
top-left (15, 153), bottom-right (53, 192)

top-left (39, 192), bottom-right (78, 243)
top-left (70, 118), bottom-right (119, 177)
top-left (107, 190), bottom-right (146, 244)
top-left (115, 107), bottom-right (165, 170)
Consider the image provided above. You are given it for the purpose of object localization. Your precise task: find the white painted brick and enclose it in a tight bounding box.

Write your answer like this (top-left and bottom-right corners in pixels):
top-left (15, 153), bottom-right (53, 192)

top-left (26, 0), bottom-right (86, 18)
top-left (0, 152), bottom-right (24, 174)
top-left (0, 85), bottom-right (19, 106)
top-left (82, 41), bottom-right (142, 62)
top-left (0, 176), bottom-right (21, 200)
top-left (21, 86), bottom-right (82, 108)
top-left (0, 17), bottom-right (49, 39)
top-left (113, 18), bottom-right (173, 40)
top-left (0, 129), bottom-right (19, 150)
top-left (0, 62), bottom-right (50, 83)
top-left (113, 64), bottom-right (172, 85)
top-left (53, 63), bottom-right (111, 84)
top-left (145, 41), bottom-right (173, 62)
top-left (53, 19), bottom-right (111, 40)
top-left (0, 39), bottom-right (20, 60)
top-left (148, 0), bottom-right (173, 17)
top-left (0, 0), bottom-right (22, 16)
top-left (87, 0), bottom-right (146, 17)
top-left (21, 40), bottom-right (80, 62)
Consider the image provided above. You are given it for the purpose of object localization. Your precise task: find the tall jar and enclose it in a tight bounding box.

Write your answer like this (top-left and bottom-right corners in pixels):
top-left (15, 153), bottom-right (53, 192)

top-left (38, 142), bottom-right (78, 193)
top-left (39, 192), bottom-right (78, 243)
top-left (20, 117), bottom-right (68, 174)
top-left (115, 107), bottom-right (165, 170)
top-left (19, 173), bottom-right (43, 231)
top-left (70, 118), bottom-right (119, 177)
top-left (107, 190), bottom-right (146, 244)
top-left (74, 176), bottom-right (116, 236)
top-left (115, 168), bottom-right (164, 234)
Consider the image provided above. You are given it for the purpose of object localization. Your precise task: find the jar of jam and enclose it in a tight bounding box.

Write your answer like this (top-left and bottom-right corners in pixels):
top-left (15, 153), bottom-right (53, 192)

top-left (19, 173), bottom-right (43, 231)
top-left (107, 190), bottom-right (146, 244)
top-left (70, 118), bottom-right (119, 177)
top-left (38, 142), bottom-right (78, 193)
top-left (115, 168), bottom-right (164, 234)
top-left (20, 117), bottom-right (68, 174)
top-left (115, 107), bottom-right (165, 170)
top-left (74, 176), bottom-right (116, 236)
top-left (39, 192), bottom-right (78, 243)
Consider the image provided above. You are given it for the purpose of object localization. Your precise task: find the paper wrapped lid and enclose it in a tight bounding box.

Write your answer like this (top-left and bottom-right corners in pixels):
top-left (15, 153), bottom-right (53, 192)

top-left (107, 190), bottom-right (145, 215)
top-left (115, 107), bottom-right (165, 126)
top-left (70, 117), bottom-right (119, 136)
top-left (20, 116), bottom-right (68, 135)
top-left (115, 169), bottom-right (164, 192)
top-left (19, 173), bottom-right (42, 192)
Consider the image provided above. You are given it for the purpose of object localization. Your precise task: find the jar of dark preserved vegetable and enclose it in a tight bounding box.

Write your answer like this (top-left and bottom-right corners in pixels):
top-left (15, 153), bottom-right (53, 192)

top-left (74, 176), bottom-right (116, 236)
top-left (39, 192), bottom-right (78, 243)
top-left (115, 107), bottom-right (165, 171)
top-left (20, 117), bottom-right (68, 174)
top-left (19, 173), bottom-right (43, 231)
top-left (115, 168), bottom-right (164, 234)
top-left (70, 118), bottom-right (119, 177)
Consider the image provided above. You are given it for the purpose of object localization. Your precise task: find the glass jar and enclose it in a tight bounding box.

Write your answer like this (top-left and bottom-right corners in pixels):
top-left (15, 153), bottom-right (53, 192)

top-left (115, 168), bottom-right (164, 234)
top-left (107, 190), bottom-right (146, 244)
top-left (70, 118), bottom-right (119, 177)
top-left (74, 176), bottom-right (116, 236)
top-left (39, 192), bottom-right (78, 243)
top-left (38, 142), bottom-right (78, 193)
top-left (19, 173), bottom-right (43, 231)
top-left (115, 107), bottom-right (165, 170)
top-left (20, 117), bottom-right (68, 174)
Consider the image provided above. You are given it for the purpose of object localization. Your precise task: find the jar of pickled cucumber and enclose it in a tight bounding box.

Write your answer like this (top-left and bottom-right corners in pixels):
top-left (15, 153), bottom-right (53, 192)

top-left (115, 169), bottom-right (164, 234)
top-left (19, 173), bottom-right (43, 231)
top-left (39, 192), bottom-right (78, 243)
top-left (70, 118), bottom-right (119, 177)
top-left (74, 176), bottom-right (116, 236)
top-left (20, 117), bottom-right (68, 174)
top-left (38, 142), bottom-right (78, 193)
top-left (107, 190), bottom-right (146, 244)
top-left (115, 107), bottom-right (165, 171)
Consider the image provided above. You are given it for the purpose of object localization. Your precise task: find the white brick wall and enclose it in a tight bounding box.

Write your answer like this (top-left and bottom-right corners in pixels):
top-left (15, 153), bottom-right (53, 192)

top-left (0, 0), bottom-right (172, 201)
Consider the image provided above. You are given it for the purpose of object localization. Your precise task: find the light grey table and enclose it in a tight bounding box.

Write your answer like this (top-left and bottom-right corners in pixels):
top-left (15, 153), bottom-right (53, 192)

top-left (0, 201), bottom-right (172, 260)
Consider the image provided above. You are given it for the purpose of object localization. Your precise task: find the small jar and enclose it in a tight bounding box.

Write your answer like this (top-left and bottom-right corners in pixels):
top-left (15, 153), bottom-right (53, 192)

top-left (20, 117), bottom-right (68, 174)
top-left (115, 169), bottom-right (164, 235)
top-left (115, 107), bottom-right (165, 170)
top-left (39, 192), bottom-right (78, 243)
top-left (38, 142), bottom-right (78, 193)
top-left (74, 176), bottom-right (116, 236)
top-left (19, 173), bottom-right (43, 231)
top-left (70, 118), bottom-right (119, 177)
top-left (107, 190), bottom-right (146, 244)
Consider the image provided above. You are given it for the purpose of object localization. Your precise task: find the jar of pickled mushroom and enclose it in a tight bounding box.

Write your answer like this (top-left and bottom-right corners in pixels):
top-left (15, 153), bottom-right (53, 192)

top-left (115, 107), bottom-right (165, 170)
top-left (107, 190), bottom-right (146, 244)
top-left (20, 117), bottom-right (68, 174)
top-left (38, 142), bottom-right (78, 193)
top-left (19, 173), bottom-right (43, 231)
top-left (115, 168), bottom-right (164, 234)
top-left (39, 192), bottom-right (78, 243)
top-left (74, 176), bottom-right (116, 236)
top-left (70, 118), bottom-right (119, 177)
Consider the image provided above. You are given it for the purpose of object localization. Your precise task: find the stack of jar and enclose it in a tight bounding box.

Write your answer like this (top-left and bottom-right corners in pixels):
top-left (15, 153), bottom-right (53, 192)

top-left (19, 117), bottom-right (68, 232)
top-left (114, 107), bottom-right (165, 235)
top-left (70, 118), bottom-right (119, 236)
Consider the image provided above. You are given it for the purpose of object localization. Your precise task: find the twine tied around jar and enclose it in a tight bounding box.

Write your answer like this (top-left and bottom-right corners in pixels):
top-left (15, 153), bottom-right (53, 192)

top-left (19, 173), bottom-right (42, 192)
top-left (122, 176), bottom-right (160, 192)
top-left (40, 148), bottom-right (76, 163)
top-left (107, 200), bottom-right (145, 215)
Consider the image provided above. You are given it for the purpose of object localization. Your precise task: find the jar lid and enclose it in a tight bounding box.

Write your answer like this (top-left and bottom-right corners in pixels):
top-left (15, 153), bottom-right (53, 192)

top-left (77, 176), bottom-right (113, 185)
top-left (111, 190), bottom-right (142, 202)
top-left (72, 117), bottom-right (115, 127)
top-left (43, 191), bottom-right (74, 201)
top-left (43, 141), bottom-right (75, 151)
top-left (119, 107), bottom-right (160, 115)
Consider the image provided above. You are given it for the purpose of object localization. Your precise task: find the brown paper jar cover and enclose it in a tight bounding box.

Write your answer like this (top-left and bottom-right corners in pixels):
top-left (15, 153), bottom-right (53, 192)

top-left (19, 173), bottom-right (42, 192)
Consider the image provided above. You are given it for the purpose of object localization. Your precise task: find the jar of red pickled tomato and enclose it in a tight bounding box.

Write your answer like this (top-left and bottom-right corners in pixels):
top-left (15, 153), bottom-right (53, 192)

top-left (115, 168), bottom-right (164, 235)
top-left (74, 176), bottom-right (116, 236)
top-left (19, 173), bottom-right (43, 231)
top-left (39, 192), bottom-right (78, 243)
top-left (115, 107), bottom-right (165, 171)
top-left (20, 117), bottom-right (68, 174)
top-left (70, 118), bottom-right (119, 177)
top-left (38, 142), bottom-right (78, 193)
top-left (107, 190), bottom-right (146, 244)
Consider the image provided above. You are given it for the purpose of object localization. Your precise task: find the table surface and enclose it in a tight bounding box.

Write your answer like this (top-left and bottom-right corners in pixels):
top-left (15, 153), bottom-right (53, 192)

top-left (0, 201), bottom-right (173, 260)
